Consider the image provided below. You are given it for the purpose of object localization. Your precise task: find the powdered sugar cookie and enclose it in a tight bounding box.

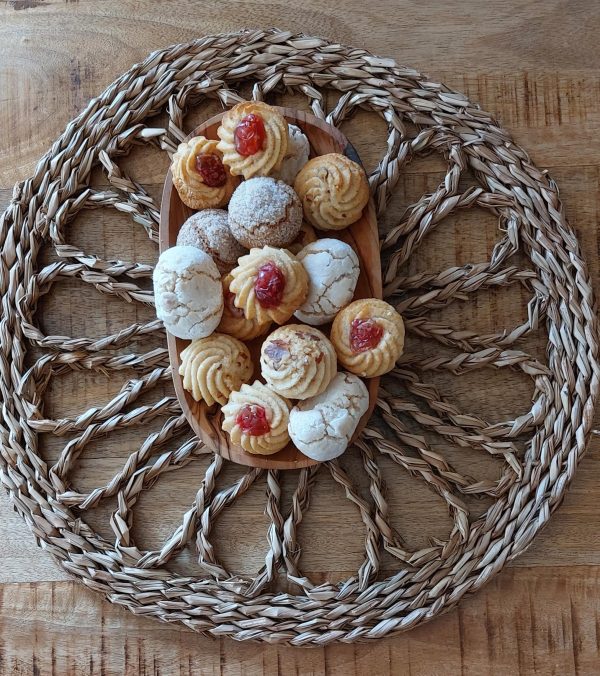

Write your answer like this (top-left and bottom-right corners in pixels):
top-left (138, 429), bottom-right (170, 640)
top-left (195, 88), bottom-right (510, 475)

top-left (153, 246), bottom-right (223, 340)
top-left (294, 238), bottom-right (360, 325)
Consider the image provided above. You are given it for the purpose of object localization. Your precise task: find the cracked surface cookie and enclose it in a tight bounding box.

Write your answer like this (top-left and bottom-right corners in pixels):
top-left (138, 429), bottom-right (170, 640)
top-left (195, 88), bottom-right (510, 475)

top-left (227, 177), bottom-right (302, 248)
top-left (216, 101), bottom-right (288, 179)
top-left (176, 209), bottom-right (246, 274)
top-left (171, 136), bottom-right (238, 210)
top-left (271, 124), bottom-right (310, 185)
top-left (294, 238), bottom-right (360, 325)
top-left (330, 298), bottom-right (405, 377)
top-left (260, 324), bottom-right (337, 400)
top-left (217, 274), bottom-right (271, 341)
top-left (153, 246), bottom-right (223, 340)
top-left (179, 333), bottom-right (252, 406)
top-left (222, 381), bottom-right (291, 455)
top-left (294, 153), bottom-right (370, 230)
top-left (288, 372), bottom-right (369, 461)
top-left (229, 246), bottom-right (308, 325)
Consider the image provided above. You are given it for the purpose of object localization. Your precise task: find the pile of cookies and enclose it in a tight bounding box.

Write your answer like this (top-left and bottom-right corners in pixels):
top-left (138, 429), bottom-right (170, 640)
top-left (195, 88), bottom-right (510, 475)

top-left (154, 101), bottom-right (405, 462)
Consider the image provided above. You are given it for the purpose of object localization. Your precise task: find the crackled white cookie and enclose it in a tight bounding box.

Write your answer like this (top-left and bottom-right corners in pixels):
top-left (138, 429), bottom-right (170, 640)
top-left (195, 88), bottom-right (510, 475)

top-left (153, 246), bottom-right (223, 339)
top-left (294, 238), bottom-right (360, 325)
top-left (229, 246), bottom-right (308, 325)
top-left (294, 153), bottom-right (370, 230)
top-left (176, 210), bottom-right (246, 274)
top-left (216, 101), bottom-right (288, 179)
top-left (288, 372), bottom-right (369, 461)
top-left (271, 124), bottom-right (310, 185)
top-left (330, 299), bottom-right (405, 377)
top-left (171, 136), bottom-right (238, 210)
top-left (179, 334), bottom-right (253, 406)
top-left (222, 381), bottom-right (291, 455)
top-left (227, 177), bottom-right (302, 248)
top-left (260, 324), bottom-right (337, 400)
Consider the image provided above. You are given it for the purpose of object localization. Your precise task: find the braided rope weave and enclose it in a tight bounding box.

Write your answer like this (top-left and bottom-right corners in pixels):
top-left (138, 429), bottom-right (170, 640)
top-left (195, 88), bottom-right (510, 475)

top-left (1, 29), bottom-right (598, 644)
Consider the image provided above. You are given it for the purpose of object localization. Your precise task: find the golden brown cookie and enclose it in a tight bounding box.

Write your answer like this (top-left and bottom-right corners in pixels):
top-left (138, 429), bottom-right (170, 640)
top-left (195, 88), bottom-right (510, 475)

top-left (229, 246), bottom-right (308, 325)
top-left (216, 101), bottom-right (288, 179)
top-left (179, 334), bottom-right (252, 406)
top-left (221, 381), bottom-right (291, 455)
top-left (171, 136), bottom-right (239, 210)
top-left (330, 299), bottom-right (405, 377)
top-left (217, 275), bottom-right (271, 341)
top-left (286, 221), bottom-right (317, 255)
top-left (294, 153), bottom-right (370, 230)
top-left (260, 325), bottom-right (337, 400)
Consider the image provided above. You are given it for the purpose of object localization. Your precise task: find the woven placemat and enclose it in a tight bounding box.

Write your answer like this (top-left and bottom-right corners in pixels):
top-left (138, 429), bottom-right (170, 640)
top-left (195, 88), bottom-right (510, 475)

top-left (1, 29), bottom-right (598, 645)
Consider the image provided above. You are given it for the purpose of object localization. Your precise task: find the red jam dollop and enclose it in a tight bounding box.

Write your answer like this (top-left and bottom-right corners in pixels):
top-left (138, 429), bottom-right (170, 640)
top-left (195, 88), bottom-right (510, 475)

top-left (234, 113), bottom-right (266, 156)
top-left (195, 153), bottom-right (227, 187)
top-left (236, 404), bottom-right (270, 436)
top-left (254, 262), bottom-right (285, 308)
top-left (350, 318), bottom-right (383, 354)
top-left (225, 290), bottom-right (244, 318)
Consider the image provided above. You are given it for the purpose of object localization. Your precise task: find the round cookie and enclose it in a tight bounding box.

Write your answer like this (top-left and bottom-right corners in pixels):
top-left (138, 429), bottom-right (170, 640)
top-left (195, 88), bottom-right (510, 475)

top-left (217, 274), bottom-right (271, 341)
top-left (222, 381), bottom-right (291, 455)
top-left (288, 372), bottom-right (369, 461)
top-left (176, 210), bottom-right (246, 274)
top-left (294, 153), bottom-right (370, 230)
top-left (228, 177), bottom-right (302, 248)
top-left (287, 221), bottom-right (317, 255)
top-left (294, 238), bottom-right (360, 325)
top-left (153, 246), bottom-right (223, 340)
top-left (171, 136), bottom-right (239, 210)
top-left (330, 299), bottom-right (405, 377)
top-left (260, 324), bottom-right (336, 400)
top-left (179, 334), bottom-right (253, 406)
top-left (271, 124), bottom-right (310, 185)
top-left (229, 246), bottom-right (308, 325)
top-left (216, 101), bottom-right (288, 179)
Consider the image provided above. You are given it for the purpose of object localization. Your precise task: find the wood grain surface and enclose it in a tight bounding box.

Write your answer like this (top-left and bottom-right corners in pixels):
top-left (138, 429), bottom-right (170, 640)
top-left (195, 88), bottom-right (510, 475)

top-left (1, 1), bottom-right (600, 674)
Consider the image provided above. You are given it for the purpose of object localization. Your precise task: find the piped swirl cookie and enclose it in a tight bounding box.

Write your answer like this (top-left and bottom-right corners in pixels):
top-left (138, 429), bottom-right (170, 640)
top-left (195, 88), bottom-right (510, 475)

top-left (216, 101), bottom-right (288, 179)
top-left (217, 275), bottom-right (271, 341)
top-left (330, 299), bottom-right (405, 377)
top-left (179, 334), bottom-right (252, 406)
top-left (171, 136), bottom-right (238, 210)
top-left (260, 325), bottom-right (336, 400)
top-left (222, 381), bottom-right (291, 455)
top-left (294, 153), bottom-right (370, 230)
top-left (229, 247), bottom-right (308, 325)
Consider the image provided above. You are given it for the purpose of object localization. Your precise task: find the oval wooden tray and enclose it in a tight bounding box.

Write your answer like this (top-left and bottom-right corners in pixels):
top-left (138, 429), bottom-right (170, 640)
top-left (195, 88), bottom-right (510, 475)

top-left (160, 107), bottom-right (382, 469)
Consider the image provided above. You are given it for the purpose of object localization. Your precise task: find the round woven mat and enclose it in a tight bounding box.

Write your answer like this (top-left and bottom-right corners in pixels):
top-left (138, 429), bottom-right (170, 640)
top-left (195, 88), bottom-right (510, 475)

top-left (1, 29), bottom-right (598, 644)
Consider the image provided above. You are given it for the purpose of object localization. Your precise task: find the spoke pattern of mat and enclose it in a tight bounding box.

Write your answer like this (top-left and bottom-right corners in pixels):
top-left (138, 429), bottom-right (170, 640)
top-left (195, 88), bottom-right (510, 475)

top-left (0, 29), bottom-right (598, 644)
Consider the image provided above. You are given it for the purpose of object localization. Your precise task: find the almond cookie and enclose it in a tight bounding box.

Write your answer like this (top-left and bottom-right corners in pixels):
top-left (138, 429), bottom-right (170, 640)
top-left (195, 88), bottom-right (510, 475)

top-left (229, 246), bottom-right (308, 325)
top-left (287, 221), bottom-right (317, 255)
top-left (330, 299), bottom-right (405, 377)
top-left (222, 381), bottom-right (291, 455)
top-left (217, 274), bottom-right (271, 341)
top-left (176, 210), bottom-right (246, 274)
top-left (216, 101), bottom-right (288, 179)
top-left (153, 246), bottom-right (223, 340)
top-left (294, 238), bottom-right (360, 325)
top-left (227, 177), bottom-right (302, 248)
top-left (294, 153), bottom-right (370, 230)
top-left (171, 136), bottom-right (238, 210)
top-left (288, 372), bottom-right (369, 461)
top-left (271, 124), bottom-right (310, 185)
top-left (260, 325), bottom-right (336, 400)
top-left (179, 333), bottom-right (253, 406)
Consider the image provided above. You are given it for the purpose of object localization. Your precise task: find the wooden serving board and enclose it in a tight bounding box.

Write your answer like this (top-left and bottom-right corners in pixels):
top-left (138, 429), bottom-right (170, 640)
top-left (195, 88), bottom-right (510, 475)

top-left (160, 107), bottom-right (381, 469)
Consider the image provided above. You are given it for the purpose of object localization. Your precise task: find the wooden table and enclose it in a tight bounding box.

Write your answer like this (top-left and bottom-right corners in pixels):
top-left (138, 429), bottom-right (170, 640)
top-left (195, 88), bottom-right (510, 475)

top-left (1, 1), bottom-right (600, 674)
